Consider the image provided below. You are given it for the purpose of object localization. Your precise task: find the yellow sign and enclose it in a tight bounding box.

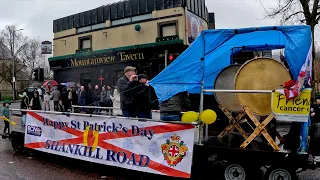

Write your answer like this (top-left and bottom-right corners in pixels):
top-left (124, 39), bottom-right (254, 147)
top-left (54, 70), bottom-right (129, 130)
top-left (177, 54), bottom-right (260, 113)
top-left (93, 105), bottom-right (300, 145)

top-left (271, 88), bottom-right (312, 122)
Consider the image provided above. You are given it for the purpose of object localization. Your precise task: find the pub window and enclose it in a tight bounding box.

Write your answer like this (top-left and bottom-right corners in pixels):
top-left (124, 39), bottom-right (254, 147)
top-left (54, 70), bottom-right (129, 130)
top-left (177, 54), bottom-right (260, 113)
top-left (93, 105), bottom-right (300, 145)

top-left (158, 21), bottom-right (178, 37)
top-left (79, 36), bottom-right (91, 49)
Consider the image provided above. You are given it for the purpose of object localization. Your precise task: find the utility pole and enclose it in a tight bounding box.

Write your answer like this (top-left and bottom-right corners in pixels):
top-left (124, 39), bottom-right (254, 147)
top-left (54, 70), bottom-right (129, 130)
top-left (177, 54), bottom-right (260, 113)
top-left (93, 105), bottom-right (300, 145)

top-left (12, 30), bottom-right (16, 101)
top-left (164, 50), bottom-right (168, 68)
top-left (12, 28), bottom-right (23, 101)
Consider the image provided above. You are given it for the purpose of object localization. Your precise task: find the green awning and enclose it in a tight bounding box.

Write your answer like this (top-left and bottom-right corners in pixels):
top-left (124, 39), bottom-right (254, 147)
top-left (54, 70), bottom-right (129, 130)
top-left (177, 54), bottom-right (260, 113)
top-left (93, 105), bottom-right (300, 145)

top-left (49, 39), bottom-right (184, 61)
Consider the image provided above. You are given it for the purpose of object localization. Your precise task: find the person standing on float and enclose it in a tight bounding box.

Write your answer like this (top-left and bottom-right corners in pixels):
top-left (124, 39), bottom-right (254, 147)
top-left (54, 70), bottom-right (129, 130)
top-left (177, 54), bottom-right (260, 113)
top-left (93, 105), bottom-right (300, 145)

top-left (117, 66), bottom-right (139, 118)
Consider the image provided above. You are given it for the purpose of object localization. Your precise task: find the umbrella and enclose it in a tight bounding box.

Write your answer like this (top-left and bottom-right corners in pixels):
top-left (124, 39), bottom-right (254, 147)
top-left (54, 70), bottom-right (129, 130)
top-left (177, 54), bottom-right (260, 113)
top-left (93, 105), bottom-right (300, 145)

top-left (60, 83), bottom-right (69, 87)
top-left (42, 80), bottom-right (58, 87)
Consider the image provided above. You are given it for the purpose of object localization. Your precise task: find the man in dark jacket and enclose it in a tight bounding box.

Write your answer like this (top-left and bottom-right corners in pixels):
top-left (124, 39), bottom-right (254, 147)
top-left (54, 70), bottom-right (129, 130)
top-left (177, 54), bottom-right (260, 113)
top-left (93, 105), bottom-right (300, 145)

top-left (134, 74), bottom-right (152, 119)
top-left (30, 91), bottom-right (42, 110)
top-left (93, 85), bottom-right (101, 114)
top-left (20, 91), bottom-right (29, 126)
top-left (87, 83), bottom-right (93, 106)
top-left (61, 87), bottom-right (69, 112)
top-left (117, 66), bottom-right (139, 117)
top-left (160, 91), bottom-right (190, 121)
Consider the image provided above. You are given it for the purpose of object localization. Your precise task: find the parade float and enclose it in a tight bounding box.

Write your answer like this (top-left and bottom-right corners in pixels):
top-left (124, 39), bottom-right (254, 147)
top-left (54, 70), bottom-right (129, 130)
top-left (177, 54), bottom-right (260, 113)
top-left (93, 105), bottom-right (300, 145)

top-left (6, 25), bottom-right (315, 180)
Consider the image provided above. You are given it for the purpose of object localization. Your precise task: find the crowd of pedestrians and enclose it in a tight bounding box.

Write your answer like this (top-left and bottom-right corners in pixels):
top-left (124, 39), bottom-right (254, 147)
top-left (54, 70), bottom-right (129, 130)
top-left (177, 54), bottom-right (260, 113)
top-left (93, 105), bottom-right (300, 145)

top-left (19, 82), bottom-right (120, 116)
top-left (77, 83), bottom-right (117, 114)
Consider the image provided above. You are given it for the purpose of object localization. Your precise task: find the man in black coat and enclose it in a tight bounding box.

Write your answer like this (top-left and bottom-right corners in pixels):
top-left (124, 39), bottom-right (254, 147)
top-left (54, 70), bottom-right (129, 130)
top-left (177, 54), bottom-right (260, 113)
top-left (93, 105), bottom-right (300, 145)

top-left (134, 74), bottom-right (152, 119)
top-left (117, 66), bottom-right (139, 117)
top-left (20, 91), bottom-right (29, 126)
top-left (92, 85), bottom-right (101, 114)
top-left (87, 83), bottom-right (93, 106)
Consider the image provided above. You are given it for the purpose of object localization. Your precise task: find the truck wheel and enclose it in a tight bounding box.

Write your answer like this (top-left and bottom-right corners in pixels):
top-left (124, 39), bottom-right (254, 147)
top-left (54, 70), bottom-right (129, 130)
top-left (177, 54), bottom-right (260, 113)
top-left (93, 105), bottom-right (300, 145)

top-left (224, 163), bottom-right (246, 180)
top-left (266, 167), bottom-right (295, 180)
top-left (10, 132), bottom-right (24, 152)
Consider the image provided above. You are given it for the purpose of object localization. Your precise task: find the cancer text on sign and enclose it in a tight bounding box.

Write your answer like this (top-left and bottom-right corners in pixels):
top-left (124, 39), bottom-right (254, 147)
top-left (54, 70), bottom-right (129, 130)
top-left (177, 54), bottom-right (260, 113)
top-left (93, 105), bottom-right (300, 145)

top-left (24, 112), bottom-right (195, 178)
top-left (271, 88), bottom-right (312, 122)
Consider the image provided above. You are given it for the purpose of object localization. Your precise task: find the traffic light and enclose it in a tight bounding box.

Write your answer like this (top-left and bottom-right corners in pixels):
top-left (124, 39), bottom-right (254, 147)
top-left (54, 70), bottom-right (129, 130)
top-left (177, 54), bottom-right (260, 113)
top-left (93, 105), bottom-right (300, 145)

top-left (169, 54), bottom-right (174, 61)
top-left (39, 68), bottom-right (44, 82)
top-left (33, 68), bottom-right (38, 81)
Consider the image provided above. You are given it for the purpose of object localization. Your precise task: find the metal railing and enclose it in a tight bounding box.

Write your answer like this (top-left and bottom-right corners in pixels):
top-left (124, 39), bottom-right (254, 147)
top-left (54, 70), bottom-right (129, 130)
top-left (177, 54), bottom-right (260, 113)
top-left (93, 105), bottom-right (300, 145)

top-left (71, 105), bottom-right (161, 116)
top-left (9, 108), bottom-right (198, 125)
top-left (71, 105), bottom-right (117, 116)
top-left (203, 89), bottom-right (273, 93)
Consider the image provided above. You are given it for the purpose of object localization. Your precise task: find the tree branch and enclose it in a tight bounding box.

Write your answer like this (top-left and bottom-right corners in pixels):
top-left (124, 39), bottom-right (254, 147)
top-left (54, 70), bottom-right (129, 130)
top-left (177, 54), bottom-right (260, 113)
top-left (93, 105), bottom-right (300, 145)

top-left (268, 0), bottom-right (296, 17)
top-left (285, 11), bottom-right (304, 21)
top-left (312, 0), bottom-right (320, 15)
top-left (316, 14), bottom-right (320, 22)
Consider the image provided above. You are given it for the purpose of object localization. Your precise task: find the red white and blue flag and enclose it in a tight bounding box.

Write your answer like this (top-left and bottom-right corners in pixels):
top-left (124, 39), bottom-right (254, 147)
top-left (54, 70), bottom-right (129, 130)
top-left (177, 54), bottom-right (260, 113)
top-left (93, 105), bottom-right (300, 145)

top-left (277, 44), bottom-right (313, 99)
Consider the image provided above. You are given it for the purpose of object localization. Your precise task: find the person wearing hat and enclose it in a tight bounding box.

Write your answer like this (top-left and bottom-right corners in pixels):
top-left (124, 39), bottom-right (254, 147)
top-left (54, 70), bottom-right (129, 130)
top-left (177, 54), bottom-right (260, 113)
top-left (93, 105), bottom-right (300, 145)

top-left (134, 74), bottom-right (152, 119)
top-left (1, 101), bottom-right (11, 134)
top-left (117, 66), bottom-right (139, 117)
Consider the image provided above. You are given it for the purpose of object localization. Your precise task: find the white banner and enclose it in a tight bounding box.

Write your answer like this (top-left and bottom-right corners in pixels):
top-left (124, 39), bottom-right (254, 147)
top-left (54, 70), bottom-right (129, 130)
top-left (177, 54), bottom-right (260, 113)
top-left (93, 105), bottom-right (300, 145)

top-left (25, 112), bottom-right (195, 178)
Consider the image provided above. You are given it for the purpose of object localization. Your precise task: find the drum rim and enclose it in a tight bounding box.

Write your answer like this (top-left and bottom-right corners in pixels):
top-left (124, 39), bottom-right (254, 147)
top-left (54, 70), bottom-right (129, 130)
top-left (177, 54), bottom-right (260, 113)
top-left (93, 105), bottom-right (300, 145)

top-left (234, 57), bottom-right (291, 115)
top-left (214, 64), bottom-right (242, 112)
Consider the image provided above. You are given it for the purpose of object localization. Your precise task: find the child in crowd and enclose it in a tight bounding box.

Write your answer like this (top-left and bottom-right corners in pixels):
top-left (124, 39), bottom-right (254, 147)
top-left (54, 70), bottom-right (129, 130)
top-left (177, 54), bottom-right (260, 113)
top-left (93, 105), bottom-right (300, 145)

top-left (1, 102), bottom-right (10, 134)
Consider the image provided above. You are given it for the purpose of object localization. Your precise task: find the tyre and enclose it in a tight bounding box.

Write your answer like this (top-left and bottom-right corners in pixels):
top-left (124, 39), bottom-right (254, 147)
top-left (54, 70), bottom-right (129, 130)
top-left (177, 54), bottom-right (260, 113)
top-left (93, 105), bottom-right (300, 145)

top-left (265, 166), bottom-right (296, 180)
top-left (224, 163), bottom-right (246, 180)
top-left (10, 132), bottom-right (24, 152)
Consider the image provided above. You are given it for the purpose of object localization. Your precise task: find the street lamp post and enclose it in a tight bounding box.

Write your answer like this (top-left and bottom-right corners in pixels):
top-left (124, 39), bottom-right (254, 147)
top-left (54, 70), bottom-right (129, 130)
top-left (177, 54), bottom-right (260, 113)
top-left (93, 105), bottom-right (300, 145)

top-left (12, 28), bottom-right (23, 101)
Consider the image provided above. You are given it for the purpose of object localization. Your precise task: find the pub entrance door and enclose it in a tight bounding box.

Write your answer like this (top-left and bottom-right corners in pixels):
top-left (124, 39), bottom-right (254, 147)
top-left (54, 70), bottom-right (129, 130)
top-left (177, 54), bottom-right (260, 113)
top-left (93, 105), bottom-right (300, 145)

top-left (80, 72), bottom-right (91, 90)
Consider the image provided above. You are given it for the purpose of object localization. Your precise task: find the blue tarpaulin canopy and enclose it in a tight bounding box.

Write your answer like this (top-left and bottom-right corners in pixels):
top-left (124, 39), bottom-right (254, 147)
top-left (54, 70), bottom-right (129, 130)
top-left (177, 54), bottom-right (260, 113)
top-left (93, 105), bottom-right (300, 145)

top-left (149, 26), bottom-right (312, 102)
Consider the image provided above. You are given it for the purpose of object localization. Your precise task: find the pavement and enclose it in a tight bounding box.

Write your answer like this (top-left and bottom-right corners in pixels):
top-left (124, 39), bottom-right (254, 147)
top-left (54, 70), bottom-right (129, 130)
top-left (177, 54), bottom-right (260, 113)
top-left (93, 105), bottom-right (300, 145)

top-left (0, 116), bottom-right (319, 179)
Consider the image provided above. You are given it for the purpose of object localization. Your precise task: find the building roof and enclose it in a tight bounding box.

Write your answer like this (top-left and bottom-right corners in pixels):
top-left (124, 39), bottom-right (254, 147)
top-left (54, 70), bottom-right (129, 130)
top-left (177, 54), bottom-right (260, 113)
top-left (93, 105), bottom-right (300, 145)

top-left (53, 0), bottom-right (209, 33)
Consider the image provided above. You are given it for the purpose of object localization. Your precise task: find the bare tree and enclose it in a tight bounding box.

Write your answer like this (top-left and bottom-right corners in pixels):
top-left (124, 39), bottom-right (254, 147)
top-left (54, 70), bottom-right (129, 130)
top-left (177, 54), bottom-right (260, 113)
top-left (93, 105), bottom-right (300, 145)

top-left (0, 25), bottom-right (28, 93)
top-left (21, 38), bottom-right (44, 80)
top-left (0, 25), bottom-right (45, 97)
top-left (261, 0), bottom-right (319, 58)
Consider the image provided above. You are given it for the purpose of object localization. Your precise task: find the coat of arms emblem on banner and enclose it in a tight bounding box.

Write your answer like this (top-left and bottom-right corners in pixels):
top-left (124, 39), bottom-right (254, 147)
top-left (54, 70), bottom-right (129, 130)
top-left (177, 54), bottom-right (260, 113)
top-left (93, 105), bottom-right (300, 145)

top-left (161, 133), bottom-right (188, 167)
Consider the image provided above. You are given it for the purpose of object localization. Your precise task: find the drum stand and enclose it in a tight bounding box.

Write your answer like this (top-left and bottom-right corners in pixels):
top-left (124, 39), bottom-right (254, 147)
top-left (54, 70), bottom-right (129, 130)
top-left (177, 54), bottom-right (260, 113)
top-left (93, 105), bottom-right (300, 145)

top-left (218, 105), bottom-right (280, 151)
top-left (240, 106), bottom-right (280, 151)
top-left (217, 105), bottom-right (248, 139)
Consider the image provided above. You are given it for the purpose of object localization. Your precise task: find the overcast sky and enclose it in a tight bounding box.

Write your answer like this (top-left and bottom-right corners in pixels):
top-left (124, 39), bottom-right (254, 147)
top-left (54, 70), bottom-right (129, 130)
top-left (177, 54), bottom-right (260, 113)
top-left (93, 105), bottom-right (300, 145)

top-left (0, 0), bottom-right (318, 48)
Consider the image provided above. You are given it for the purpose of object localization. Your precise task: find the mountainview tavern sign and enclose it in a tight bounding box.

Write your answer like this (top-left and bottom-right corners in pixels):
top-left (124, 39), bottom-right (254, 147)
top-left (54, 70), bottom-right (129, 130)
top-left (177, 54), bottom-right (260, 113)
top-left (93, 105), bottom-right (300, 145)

top-left (70, 52), bottom-right (145, 67)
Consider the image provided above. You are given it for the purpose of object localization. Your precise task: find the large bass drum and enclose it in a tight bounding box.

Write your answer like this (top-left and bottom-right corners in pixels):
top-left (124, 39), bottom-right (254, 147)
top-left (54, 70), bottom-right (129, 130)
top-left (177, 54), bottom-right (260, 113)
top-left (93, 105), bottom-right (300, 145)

top-left (214, 65), bottom-right (242, 112)
top-left (235, 58), bottom-right (291, 115)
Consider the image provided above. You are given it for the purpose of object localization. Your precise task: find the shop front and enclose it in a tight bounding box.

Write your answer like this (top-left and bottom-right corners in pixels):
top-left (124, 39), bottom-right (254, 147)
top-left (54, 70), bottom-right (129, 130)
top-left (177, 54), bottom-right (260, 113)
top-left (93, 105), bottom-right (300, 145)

top-left (49, 41), bottom-right (187, 88)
